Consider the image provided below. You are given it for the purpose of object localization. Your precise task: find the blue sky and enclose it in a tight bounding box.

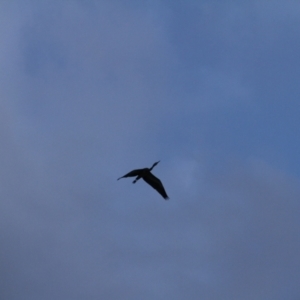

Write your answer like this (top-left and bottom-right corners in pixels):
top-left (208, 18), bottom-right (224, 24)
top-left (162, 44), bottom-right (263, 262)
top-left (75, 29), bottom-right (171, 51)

top-left (1, 1), bottom-right (300, 299)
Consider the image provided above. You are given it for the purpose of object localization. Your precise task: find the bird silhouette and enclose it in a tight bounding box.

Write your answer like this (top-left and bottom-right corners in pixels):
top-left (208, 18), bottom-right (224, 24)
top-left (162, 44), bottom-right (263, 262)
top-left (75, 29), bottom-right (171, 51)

top-left (117, 161), bottom-right (169, 200)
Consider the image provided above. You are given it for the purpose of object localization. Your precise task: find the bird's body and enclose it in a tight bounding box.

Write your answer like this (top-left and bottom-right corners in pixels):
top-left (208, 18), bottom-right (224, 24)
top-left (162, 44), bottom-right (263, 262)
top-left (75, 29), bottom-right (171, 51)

top-left (117, 161), bottom-right (169, 200)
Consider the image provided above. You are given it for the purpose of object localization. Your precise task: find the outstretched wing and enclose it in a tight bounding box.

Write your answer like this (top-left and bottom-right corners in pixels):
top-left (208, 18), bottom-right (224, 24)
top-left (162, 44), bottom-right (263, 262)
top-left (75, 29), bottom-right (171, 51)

top-left (142, 172), bottom-right (169, 200)
top-left (117, 169), bottom-right (142, 180)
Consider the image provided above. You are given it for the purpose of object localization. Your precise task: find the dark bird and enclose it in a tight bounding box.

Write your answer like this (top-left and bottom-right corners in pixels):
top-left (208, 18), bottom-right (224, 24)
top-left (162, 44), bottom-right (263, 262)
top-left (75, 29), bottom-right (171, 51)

top-left (117, 161), bottom-right (169, 200)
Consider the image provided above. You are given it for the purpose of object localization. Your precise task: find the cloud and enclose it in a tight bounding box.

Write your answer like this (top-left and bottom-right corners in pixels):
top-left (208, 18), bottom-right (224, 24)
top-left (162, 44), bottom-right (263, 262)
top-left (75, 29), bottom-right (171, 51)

top-left (1, 1), bottom-right (300, 299)
top-left (201, 159), bottom-right (300, 299)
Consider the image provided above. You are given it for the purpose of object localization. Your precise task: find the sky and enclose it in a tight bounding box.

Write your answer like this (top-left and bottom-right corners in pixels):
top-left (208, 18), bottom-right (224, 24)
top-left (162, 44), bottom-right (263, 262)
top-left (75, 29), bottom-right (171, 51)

top-left (1, 1), bottom-right (300, 299)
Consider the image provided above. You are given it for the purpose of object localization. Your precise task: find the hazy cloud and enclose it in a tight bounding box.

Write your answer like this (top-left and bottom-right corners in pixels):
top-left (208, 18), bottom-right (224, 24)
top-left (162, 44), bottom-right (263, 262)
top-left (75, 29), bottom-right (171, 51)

top-left (1, 1), bottom-right (299, 299)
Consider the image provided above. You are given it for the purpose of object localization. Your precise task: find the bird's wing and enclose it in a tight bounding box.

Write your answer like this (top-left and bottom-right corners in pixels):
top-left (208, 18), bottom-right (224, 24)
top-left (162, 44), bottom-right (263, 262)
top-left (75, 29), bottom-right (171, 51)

top-left (117, 169), bottom-right (142, 180)
top-left (142, 172), bottom-right (169, 200)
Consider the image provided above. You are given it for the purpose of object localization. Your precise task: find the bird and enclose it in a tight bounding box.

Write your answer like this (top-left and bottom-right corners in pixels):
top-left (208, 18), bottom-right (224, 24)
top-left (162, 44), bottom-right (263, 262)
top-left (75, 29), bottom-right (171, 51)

top-left (117, 161), bottom-right (169, 200)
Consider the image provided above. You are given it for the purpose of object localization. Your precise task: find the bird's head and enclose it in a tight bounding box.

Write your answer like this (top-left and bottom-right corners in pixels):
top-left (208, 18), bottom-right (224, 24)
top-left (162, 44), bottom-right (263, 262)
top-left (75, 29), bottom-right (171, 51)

top-left (150, 161), bottom-right (160, 170)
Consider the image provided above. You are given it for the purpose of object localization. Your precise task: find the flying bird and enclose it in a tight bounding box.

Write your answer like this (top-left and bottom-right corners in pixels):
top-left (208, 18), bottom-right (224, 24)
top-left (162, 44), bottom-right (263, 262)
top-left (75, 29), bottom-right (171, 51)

top-left (117, 161), bottom-right (169, 200)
